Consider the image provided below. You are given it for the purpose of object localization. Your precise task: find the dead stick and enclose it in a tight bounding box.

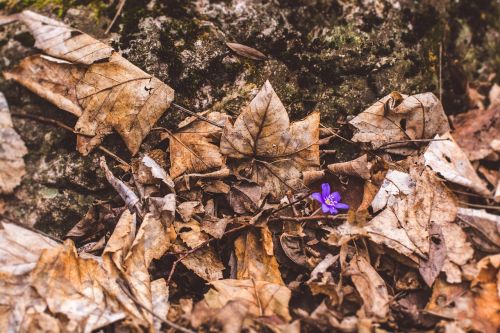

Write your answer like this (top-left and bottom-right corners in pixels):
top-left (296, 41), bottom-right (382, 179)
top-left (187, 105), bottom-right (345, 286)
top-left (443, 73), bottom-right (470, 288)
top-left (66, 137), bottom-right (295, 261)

top-left (11, 112), bottom-right (131, 168)
top-left (171, 103), bottom-right (224, 128)
top-left (378, 138), bottom-right (449, 149)
top-left (105, 0), bottom-right (126, 34)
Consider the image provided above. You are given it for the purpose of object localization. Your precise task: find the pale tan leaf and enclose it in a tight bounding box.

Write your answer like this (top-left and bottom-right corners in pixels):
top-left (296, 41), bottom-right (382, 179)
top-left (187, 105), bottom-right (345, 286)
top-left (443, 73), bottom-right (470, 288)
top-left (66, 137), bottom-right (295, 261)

top-left (18, 10), bottom-right (113, 64)
top-left (3, 55), bottom-right (84, 116)
top-left (419, 222), bottom-right (446, 287)
top-left (151, 279), bottom-right (169, 332)
top-left (203, 279), bottom-right (291, 322)
top-left (0, 93), bottom-right (27, 194)
top-left (345, 255), bottom-right (389, 320)
top-left (169, 112), bottom-right (230, 179)
top-left (349, 92), bottom-right (450, 155)
top-left (424, 132), bottom-right (490, 196)
top-left (138, 155), bottom-right (175, 192)
top-left (234, 227), bottom-right (284, 285)
top-left (220, 80), bottom-right (320, 199)
top-left (226, 42), bottom-right (267, 60)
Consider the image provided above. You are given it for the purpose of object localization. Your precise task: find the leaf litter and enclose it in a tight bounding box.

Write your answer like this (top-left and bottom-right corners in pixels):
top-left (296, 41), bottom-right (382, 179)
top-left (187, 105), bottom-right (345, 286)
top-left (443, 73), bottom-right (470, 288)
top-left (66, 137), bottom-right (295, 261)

top-left (0, 10), bottom-right (499, 333)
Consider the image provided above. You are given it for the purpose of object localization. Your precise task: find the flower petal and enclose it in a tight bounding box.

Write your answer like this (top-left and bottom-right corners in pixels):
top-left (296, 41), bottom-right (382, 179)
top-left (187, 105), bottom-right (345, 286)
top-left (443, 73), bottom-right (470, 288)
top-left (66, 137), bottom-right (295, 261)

top-left (311, 192), bottom-right (323, 203)
top-left (332, 191), bottom-right (341, 202)
top-left (336, 203), bottom-right (350, 210)
top-left (321, 203), bottom-right (330, 213)
top-left (321, 183), bottom-right (330, 198)
top-left (329, 207), bottom-right (338, 214)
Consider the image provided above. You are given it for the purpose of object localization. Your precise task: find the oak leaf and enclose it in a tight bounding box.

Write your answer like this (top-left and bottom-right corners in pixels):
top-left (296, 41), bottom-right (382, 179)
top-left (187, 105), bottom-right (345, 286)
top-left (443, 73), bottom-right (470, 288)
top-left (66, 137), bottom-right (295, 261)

top-left (220, 80), bottom-right (320, 199)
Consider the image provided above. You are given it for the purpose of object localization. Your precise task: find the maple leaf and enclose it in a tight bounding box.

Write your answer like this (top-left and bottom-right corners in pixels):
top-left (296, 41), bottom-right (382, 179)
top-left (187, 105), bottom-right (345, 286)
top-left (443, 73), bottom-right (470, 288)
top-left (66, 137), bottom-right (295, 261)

top-left (0, 93), bottom-right (27, 194)
top-left (4, 11), bottom-right (175, 155)
top-left (220, 80), bottom-right (320, 199)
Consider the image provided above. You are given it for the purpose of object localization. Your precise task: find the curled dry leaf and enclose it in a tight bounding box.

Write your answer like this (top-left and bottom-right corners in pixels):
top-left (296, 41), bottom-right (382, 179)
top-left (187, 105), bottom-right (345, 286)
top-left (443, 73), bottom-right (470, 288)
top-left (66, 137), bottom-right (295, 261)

top-left (137, 155), bottom-right (175, 192)
top-left (306, 254), bottom-right (341, 303)
top-left (221, 80), bottom-right (320, 199)
top-left (349, 92), bottom-right (450, 155)
top-left (452, 103), bottom-right (500, 161)
top-left (0, 92), bottom-right (27, 194)
top-left (5, 11), bottom-right (175, 155)
top-left (280, 233), bottom-right (310, 268)
top-left (234, 227), bottom-right (284, 284)
top-left (424, 132), bottom-right (490, 196)
top-left (100, 157), bottom-right (140, 212)
top-left (167, 112), bottom-right (230, 179)
top-left (327, 154), bottom-right (373, 180)
top-left (226, 42), bottom-right (267, 60)
top-left (202, 279), bottom-right (291, 322)
top-left (345, 255), bottom-right (389, 320)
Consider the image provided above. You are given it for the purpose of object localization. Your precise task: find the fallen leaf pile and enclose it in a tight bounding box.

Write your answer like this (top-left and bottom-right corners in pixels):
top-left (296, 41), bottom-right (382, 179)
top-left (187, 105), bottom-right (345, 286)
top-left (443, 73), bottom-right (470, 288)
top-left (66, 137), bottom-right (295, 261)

top-left (0, 10), bottom-right (499, 333)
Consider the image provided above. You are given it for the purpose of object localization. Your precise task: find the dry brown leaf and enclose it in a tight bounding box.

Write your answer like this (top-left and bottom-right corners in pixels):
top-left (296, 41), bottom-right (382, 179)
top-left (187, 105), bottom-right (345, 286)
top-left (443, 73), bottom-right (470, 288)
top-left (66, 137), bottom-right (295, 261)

top-left (457, 208), bottom-right (500, 253)
top-left (0, 221), bottom-right (142, 332)
top-left (280, 233), bottom-right (309, 268)
top-left (3, 55), bottom-right (85, 116)
top-left (181, 246), bottom-right (224, 281)
top-left (349, 92), bottom-right (450, 155)
top-left (452, 104), bottom-right (500, 161)
top-left (168, 112), bottom-right (230, 179)
top-left (426, 277), bottom-right (500, 333)
top-left (345, 255), bottom-right (389, 320)
top-left (135, 155), bottom-right (175, 192)
top-left (203, 279), bottom-right (291, 322)
top-left (0, 92), bottom-right (27, 194)
top-left (419, 222), bottom-right (446, 287)
top-left (18, 10), bottom-right (113, 64)
top-left (177, 201), bottom-right (205, 222)
top-left (226, 42), bottom-right (267, 60)
top-left (228, 181), bottom-right (262, 214)
top-left (327, 154), bottom-right (373, 180)
top-left (220, 80), bottom-right (320, 199)
top-left (306, 254), bottom-right (341, 303)
top-left (175, 219), bottom-right (210, 248)
top-left (424, 132), bottom-right (490, 196)
top-left (5, 11), bottom-right (175, 155)
top-left (234, 227), bottom-right (284, 284)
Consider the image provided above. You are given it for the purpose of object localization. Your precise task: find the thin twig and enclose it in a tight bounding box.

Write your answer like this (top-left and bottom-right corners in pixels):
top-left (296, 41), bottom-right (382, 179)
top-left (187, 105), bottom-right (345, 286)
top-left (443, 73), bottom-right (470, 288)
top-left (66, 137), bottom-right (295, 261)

top-left (171, 103), bottom-right (224, 128)
top-left (105, 0), bottom-right (126, 34)
top-left (167, 224), bottom-right (248, 284)
top-left (378, 138), bottom-right (449, 149)
top-left (116, 279), bottom-right (195, 333)
top-left (439, 42), bottom-right (443, 102)
top-left (320, 123), bottom-right (354, 144)
top-left (11, 111), bottom-right (131, 168)
top-left (271, 214), bottom-right (346, 223)
top-left (459, 201), bottom-right (500, 211)
top-left (271, 191), bottom-right (312, 215)
top-left (320, 149), bottom-right (337, 155)
top-left (451, 189), bottom-right (484, 198)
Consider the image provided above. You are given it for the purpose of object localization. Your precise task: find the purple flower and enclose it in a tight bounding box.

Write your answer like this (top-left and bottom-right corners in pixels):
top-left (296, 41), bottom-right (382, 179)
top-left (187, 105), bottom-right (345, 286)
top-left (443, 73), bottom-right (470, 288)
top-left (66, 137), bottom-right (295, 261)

top-left (311, 183), bottom-right (350, 214)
